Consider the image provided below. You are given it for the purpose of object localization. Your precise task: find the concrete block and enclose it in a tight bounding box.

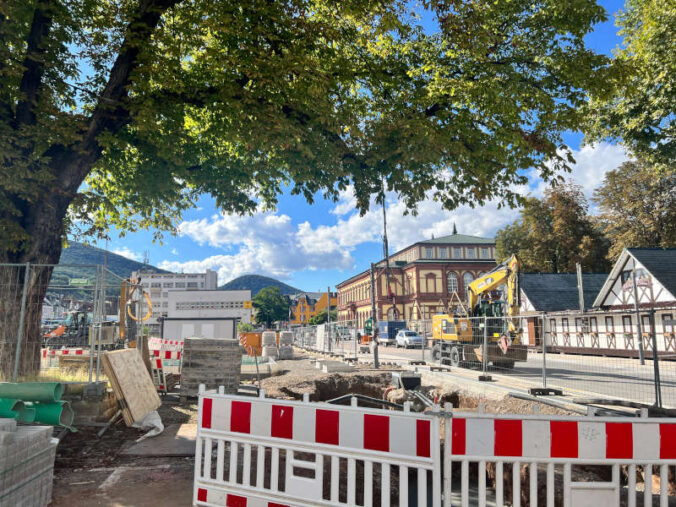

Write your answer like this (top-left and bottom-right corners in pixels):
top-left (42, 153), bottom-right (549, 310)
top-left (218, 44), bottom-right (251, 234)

top-left (321, 361), bottom-right (355, 373)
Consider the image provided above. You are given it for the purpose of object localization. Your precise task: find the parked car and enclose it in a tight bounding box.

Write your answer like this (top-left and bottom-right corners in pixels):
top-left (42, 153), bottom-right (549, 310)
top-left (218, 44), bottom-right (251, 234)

top-left (395, 330), bottom-right (423, 349)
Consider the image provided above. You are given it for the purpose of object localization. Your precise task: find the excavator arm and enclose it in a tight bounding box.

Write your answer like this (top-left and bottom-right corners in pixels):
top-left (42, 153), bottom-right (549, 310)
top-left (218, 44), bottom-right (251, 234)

top-left (467, 254), bottom-right (521, 332)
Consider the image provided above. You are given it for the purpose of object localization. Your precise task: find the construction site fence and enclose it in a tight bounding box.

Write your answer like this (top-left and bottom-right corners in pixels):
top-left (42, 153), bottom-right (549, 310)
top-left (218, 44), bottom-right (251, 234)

top-left (193, 389), bottom-right (676, 507)
top-left (0, 262), bottom-right (146, 383)
top-left (290, 313), bottom-right (675, 410)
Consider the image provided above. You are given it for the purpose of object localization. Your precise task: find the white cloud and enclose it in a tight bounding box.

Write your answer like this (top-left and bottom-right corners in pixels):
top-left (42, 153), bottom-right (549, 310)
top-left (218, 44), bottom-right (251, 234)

top-left (296, 143), bottom-right (627, 254)
top-left (331, 187), bottom-right (358, 216)
top-left (111, 247), bottom-right (142, 262)
top-left (160, 210), bottom-right (354, 283)
top-left (161, 143), bottom-right (627, 281)
top-left (170, 248), bottom-right (178, 255)
top-left (530, 142), bottom-right (628, 200)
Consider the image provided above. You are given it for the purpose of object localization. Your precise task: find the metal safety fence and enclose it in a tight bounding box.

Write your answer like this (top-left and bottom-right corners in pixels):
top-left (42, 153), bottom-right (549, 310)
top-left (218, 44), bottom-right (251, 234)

top-left (193, 390), bottom-right (676, 506)
top-left (291, 312), bottom-right (676, 409)
top-left (0, 262), bottom-right (146, 383)
top-left (291, 320), bottom-right (361, 359)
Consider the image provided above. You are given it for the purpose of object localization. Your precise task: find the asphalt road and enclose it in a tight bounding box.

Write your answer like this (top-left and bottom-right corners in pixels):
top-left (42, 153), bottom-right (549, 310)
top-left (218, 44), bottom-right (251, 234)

top-left (328, 340), bottom-right (676, 409)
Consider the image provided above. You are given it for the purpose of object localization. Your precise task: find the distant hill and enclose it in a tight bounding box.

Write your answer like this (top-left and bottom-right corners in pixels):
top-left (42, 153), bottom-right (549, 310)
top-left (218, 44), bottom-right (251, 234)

top-left (219, 274), bottom-right (302, 297)
top-left (51, 241), bottom-right (169, 295)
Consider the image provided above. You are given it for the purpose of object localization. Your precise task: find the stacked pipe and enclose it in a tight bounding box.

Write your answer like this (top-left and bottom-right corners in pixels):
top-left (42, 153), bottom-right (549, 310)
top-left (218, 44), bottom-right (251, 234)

top-left (0, 383), bottom-right (74, 429)
top-left (278, 331), bottom-right (294, 359)
top-left (0, 418), bottom-right (58, 506)
top-left (261, 331), bottom-right (278, 359)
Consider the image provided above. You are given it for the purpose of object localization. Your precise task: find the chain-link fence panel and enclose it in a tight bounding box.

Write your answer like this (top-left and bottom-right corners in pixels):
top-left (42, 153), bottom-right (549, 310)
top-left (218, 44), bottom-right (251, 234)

top-left (0, 263), bottom-right (146, 384)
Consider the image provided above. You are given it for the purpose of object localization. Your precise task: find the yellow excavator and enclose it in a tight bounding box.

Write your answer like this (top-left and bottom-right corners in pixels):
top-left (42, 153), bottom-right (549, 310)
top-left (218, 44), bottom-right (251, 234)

top-left (431, 254), bottom-right (527, 368)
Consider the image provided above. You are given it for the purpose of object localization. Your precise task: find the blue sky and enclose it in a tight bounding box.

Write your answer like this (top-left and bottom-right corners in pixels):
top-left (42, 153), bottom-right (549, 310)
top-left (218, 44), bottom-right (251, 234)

top-left (94, 0), bottom-right (628, 292)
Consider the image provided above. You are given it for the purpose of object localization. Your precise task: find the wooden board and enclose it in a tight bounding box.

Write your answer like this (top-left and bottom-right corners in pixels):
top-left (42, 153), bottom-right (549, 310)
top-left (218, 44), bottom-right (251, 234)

top-left (102, 349), bottom-right (161, 426)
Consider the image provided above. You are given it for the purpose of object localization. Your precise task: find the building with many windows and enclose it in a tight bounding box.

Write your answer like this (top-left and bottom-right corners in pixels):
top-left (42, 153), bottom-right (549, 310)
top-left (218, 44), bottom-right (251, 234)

top-left (130, 269), bottom-right (218, 334)
top-left (336, 233), bottom-right (497, 328)
top-left (289, 292), bottom-right (338, 325)
top-left (162, 289), bottom-right (252, 340)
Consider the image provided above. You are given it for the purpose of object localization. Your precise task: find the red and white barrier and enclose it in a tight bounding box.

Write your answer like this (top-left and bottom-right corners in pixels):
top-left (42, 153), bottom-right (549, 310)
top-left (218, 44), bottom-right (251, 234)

top-left (449, 415), bottom-right (676, 461)
top-left (444, 411), bottom-right (676, 507)
top-left (200, 396), bottom-right (433, 458)
top-left (151, 358), bottom-right (170, 394)
top-left (41, 348), bottom-right (88, 358)
top-left (194, 489), bottom-right (287, 507)
top-left (194, 393), bottom-right (676, 507)
top-left (151, 349), bottom-right (182, 360)
top-left (194, 391), bottom-right (441, 507)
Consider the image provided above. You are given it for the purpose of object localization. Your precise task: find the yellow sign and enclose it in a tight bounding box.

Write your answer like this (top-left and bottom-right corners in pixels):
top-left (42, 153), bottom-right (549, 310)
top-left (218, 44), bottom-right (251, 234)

top-left (243, 300), bottom-right (252, 309)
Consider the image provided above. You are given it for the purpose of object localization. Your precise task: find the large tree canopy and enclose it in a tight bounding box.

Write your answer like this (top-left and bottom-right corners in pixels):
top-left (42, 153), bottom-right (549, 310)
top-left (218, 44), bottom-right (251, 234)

top-left (252, 286), bottom-right (290, 328)
top-left (593, 159), bottom-right (676, 258)
top-left (495, 183), bottom-right (610, 273)
top-left (585, 0), bottom-right (675, 167)
top-left (0, 0), bottom-right (613, 376)
top-left (0, 0), bottom-right (613, 261)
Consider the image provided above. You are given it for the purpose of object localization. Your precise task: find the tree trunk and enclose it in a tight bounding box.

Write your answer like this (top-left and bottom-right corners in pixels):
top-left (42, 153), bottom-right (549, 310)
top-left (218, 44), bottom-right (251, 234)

top-left (0, 195), bottom-right (66, 379)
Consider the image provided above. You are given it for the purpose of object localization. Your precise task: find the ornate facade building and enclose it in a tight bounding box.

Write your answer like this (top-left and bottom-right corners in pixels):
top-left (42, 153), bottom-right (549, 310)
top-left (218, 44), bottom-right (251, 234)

top-left (336, 233), bottom-right (497, 327)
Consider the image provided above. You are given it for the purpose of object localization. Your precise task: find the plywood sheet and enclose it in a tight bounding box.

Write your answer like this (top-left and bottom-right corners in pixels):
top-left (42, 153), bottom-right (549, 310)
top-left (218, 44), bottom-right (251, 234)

top-left (103, 349), bottom-right (160, 425)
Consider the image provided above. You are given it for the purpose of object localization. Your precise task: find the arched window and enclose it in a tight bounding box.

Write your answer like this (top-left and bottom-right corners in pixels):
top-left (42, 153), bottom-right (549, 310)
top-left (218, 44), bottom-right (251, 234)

top-left (463, 272), bottom-right (474, 292)
top-left (447, 272), bottom-right (458, 294)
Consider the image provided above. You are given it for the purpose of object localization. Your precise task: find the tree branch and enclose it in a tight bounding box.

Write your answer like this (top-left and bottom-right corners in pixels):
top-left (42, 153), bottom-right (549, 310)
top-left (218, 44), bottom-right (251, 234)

top-left (14, 0), bottom-right (55, 128)
top-left (81, 0), bottom-right (182, 147)
top-left (48, 0), bottom-right (182, 192)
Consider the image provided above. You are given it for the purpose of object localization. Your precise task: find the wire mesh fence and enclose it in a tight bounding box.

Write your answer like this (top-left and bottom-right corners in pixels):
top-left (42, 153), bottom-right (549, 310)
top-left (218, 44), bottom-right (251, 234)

top-left (0, 262), bottom-right (146, 383)
top-left (291, 320), bottom-right (361, 358)
top-left (291, 312), bottom-right (675, 409)
top-left (536, 311), bottom-right (675, 409)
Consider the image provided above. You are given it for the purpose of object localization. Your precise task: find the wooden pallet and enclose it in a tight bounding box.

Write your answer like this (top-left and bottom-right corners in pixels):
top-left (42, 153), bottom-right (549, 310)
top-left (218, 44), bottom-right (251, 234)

top-left (102, 349), bottom-right (161, 426)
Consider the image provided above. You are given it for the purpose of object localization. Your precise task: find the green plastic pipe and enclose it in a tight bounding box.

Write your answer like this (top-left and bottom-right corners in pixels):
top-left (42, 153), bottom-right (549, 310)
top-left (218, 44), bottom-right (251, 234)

top-left (0, 382), bottom-right (63, 402)
top-left (16, 406), bottom-right (36, 424)
top-left (26, 401), bottom-right (74, 428)
top-left (0, 398), bottom-right (24, 419)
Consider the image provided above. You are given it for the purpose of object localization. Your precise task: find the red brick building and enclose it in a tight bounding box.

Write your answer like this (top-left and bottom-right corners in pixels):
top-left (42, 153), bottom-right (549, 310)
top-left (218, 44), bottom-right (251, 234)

top-left (336, 233), bottom-right (497, 327)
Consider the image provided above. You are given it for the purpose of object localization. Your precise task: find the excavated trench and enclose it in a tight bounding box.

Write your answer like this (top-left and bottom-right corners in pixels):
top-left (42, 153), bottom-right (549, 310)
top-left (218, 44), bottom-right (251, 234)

top-left (258, 369), bottom-right (675, 505)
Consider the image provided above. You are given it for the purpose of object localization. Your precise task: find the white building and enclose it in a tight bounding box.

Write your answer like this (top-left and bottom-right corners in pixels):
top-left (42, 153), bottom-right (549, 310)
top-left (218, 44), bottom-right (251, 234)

top-left (131, 269), bottom-right (218, 333)
top-left (41, 297), bottom-right (65, 322)
top-left (162, 289), bottom-right (252, 340)
top-left (518, 248), bottom-right (676, 356)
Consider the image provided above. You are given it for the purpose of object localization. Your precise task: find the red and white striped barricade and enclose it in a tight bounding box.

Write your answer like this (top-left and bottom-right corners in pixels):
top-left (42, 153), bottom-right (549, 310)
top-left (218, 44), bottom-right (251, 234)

top-left (41, 348), bottom-right (89, 358)
top-left (149, 339), bottom-right (184, 374)
top-left (151, 349), bottom-right (182, 360)
top-left (150, 358), bottom-right (178, 394)
top-left (194, 390), bottom-right (442, 507)
top-left (444, 409), bottom-right (676, 507)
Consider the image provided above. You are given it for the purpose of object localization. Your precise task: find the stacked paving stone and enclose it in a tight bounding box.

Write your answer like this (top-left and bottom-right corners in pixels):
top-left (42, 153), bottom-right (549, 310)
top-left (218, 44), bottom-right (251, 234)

top-left (278, 331), bottom-right (294, 360)
top-left (261, 331), bottom-right (278, 359)
top-left (181, 338), bottom-right (242, 397)
top-left (0, 419), bottom-right (57, 507)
